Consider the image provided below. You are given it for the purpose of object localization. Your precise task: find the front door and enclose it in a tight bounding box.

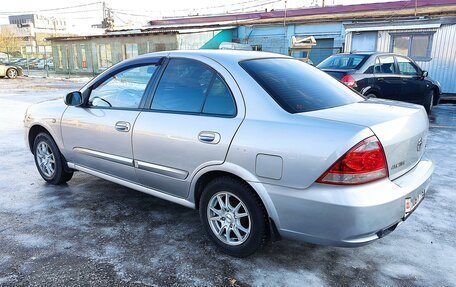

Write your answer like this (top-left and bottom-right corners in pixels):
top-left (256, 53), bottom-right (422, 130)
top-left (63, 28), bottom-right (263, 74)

top-left (61, 64), bottom-right (159, 182)
top-left (132, 57), bottom-right (244, 198)
top-left (395, 56), bottom-right (429, 104)
top-left (373, 55), bottom-right (403, 100)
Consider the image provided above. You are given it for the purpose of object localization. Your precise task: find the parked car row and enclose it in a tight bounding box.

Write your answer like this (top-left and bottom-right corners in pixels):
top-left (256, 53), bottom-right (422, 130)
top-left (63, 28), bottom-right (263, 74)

top-left (3, 57), bottom-right (54, 70)
top-left (0, 63), bottom-right (24, 79)
top-left (317, 52), bottom-right (441, 113)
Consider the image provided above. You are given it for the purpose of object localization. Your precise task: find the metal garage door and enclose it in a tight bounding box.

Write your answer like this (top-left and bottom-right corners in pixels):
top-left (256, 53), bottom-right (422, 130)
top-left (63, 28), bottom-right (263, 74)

top-left (351, 31), bottom-right (378, 52)
top-left (309, 38), bottom-right (335, 65)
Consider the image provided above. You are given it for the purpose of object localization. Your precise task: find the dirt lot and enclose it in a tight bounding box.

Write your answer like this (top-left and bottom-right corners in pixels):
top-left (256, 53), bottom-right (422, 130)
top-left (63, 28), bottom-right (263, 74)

top-left (0, 77), bottom-right (455, 286)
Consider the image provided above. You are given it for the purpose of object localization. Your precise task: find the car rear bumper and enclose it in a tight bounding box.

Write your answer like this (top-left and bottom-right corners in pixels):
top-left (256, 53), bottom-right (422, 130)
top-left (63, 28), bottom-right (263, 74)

top-left (263, 156), bottom-right (434, 247)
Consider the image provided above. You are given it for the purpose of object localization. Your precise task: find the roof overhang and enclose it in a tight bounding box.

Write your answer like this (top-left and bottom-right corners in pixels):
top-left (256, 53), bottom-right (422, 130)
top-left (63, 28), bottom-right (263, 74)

top-left (345, 23), bottom-right (442, 32)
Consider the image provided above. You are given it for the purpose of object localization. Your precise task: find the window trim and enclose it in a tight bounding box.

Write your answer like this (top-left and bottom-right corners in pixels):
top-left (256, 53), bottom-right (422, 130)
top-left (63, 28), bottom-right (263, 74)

top-left (389, 32), bottom-right (434, 62)
top-left (374, 54), bottom-right (398, 75)
top-left (146, 57), bottom-right (238, 118)
top-left (85, 62), bottom-right (162, 111)
top-left (394, 55), bottom-right (422, 77)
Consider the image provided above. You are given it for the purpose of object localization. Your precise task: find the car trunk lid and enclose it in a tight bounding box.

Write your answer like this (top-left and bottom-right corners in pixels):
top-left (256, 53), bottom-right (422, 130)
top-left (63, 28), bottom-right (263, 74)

top-left (303, 99), bottom-right (429, 180)
top-left (319, 69), bottom-right (353, 81)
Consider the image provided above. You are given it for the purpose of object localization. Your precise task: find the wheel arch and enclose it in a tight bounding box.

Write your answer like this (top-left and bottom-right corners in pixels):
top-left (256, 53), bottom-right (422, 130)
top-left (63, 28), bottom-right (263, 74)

top-left (432, 86), bottom-right (441, 105)
top-left (361, 86), bottom-right (380, 97)
top-left (28, 125), bottom-right (51, 153)
top-left (28, 124), bottom-right (72, 173)
top-left (190, 163), bottom-right (281, 229)
top-left (28, 124), bottom-right (63, 154)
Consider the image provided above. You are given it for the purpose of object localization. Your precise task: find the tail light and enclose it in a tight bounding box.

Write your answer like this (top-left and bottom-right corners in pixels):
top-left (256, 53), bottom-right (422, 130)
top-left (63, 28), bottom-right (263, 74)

top-left (317, 136), bottom-right (388, 185)
top-left (341, 74), bottom-right (357, 88)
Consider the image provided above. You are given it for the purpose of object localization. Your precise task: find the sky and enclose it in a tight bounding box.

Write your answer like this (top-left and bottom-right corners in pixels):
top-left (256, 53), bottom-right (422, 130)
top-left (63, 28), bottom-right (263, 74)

top-left (0, 0), bottom-right (401, 29)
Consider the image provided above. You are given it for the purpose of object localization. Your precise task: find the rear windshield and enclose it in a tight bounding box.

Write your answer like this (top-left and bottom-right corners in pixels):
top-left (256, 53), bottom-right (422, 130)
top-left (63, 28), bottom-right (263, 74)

top-left (317, 54), bottom-right (367, 70)
top-left (240, 58), bottom-right (364, 113)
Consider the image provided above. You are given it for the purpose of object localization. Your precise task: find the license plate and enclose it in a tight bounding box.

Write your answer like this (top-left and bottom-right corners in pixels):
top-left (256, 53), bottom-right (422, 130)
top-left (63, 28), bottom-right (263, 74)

top-left (405, 189), bottom-right (426, 217)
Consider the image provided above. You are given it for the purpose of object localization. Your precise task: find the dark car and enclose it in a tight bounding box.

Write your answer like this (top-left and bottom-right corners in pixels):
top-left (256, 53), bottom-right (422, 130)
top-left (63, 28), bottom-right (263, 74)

top-left (317, 52), bottom-right (441, 113)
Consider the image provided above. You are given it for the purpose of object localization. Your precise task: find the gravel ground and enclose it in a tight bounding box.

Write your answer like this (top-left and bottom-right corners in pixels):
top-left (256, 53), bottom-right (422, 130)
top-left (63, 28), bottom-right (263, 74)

top-left (0, 77), bottom-right (455, 287)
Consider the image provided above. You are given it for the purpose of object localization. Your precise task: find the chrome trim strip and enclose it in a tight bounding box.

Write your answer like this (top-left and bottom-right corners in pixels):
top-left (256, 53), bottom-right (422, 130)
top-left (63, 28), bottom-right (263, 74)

top-left (135, 160), bottom-right (188, 180)
top-left (73, 147), bottom-right (133, 166)
top-left (67, 162), bottom-right (195, 209)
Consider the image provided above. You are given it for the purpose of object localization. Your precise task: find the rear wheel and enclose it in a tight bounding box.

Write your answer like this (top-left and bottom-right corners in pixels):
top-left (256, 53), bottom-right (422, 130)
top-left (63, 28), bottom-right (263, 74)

top-left (365, 93), bottom-right (377, 99)
top-left (6, 68), bottom-right (18, 79)
top-left (424, 90), bottom-right (434, 114)
top-left (33, 132), bottom-right (73, 185)
top-left (199, 177), bottom-right (268, 257)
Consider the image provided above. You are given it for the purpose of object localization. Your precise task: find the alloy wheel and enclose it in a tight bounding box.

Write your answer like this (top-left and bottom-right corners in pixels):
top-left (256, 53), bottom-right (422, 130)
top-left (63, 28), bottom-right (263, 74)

top-left (207, 191), bottom-right (251, 246)
top-left (36, 141), bottom-right (56, 177)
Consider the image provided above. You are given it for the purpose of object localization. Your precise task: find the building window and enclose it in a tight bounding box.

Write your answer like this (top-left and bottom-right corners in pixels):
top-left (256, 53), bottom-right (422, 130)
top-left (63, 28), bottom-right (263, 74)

top-left (97, 44), bottom-right (112, 69)
top-left (390, 32), bottom-right (434, 61)
top-left (124, 43), bottom-right (138, 59)
top-left (81, 45), bottom-right (87, 69)
top-left (72, 44), bottom-right (79, 70)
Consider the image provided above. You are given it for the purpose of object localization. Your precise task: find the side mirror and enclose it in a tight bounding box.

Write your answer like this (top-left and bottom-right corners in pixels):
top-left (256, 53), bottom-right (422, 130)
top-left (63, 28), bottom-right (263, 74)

top-left (421, 70), bottom-right (428, 78)
top-left (64, 91), bottom-right (83, 106)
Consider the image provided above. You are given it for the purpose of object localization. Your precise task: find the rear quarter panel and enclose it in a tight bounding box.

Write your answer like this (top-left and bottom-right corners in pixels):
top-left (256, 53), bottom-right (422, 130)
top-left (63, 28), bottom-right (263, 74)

top-left (226, 115), bottom-right (374, 189)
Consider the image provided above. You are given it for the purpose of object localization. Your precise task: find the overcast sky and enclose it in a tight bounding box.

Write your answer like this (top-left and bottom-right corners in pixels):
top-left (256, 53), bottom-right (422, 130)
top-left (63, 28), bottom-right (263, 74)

top-left (0, 0), bottom-right (401, 29)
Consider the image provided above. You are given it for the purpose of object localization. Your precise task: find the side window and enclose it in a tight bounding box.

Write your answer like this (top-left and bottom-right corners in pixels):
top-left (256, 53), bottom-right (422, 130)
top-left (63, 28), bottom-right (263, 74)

top-left (152, 58), bottom-right (236, 116)
top-left (396, 56), bottom-right (419, 76)
top-left (202, 75), bottom-right (236, 116)
top-left (89, 65), bottom-right (157, 109)
top-left (374, 55), bottom-right (396, 74)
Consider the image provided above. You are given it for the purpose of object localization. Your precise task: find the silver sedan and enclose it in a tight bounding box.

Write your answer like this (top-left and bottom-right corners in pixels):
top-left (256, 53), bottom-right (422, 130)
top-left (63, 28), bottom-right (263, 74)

top-left (24, 50), bottom-right (434, 257)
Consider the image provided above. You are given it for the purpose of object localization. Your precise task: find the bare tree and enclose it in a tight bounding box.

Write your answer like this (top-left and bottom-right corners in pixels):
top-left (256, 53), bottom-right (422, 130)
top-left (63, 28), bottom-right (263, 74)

top-left (0, 28), bottom-right (22, 61)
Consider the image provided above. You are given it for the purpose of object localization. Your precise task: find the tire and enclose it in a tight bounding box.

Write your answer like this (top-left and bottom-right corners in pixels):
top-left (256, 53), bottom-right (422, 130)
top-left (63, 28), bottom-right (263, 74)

top-left (33, 132), bottom-right (73, 185)
top-left (365, 93), bottom-right (377, 99)
top-left (424, 90), bottom-right (434, 114)
top-left (6, 68), bottom-right (18, 79)
top-left (199, 176), bottom-right (268, 257)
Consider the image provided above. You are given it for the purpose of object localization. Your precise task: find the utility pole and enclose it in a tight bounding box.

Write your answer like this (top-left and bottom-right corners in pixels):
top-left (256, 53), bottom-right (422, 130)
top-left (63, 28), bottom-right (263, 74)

top-left (284, 0), bottom-right (288, 55)
top-left (102, 1), bottom-right (114, 30)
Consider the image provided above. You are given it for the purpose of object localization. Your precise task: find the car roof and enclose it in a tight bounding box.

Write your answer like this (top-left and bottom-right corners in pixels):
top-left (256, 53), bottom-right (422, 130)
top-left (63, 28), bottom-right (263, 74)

top-left (136, 49), bottom-right (290, 66)
top-left (332, 52), bottom-right (395, 57)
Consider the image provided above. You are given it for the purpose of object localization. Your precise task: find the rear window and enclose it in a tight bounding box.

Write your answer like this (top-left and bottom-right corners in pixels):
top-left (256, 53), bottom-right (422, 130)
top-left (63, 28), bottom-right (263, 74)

top-left (317, 54), bottom-right (367, 69)
top-left (240, 58), bottom-right (364, 113)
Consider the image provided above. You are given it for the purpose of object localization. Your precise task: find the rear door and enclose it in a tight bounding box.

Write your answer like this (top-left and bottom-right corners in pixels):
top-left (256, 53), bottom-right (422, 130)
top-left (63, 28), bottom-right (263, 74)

top-left (373, 55), bottom-right (403, 100)
top-left (132, 56), bottom-right (245, 198)
top-left (395, 56), bottom-right (429, 104)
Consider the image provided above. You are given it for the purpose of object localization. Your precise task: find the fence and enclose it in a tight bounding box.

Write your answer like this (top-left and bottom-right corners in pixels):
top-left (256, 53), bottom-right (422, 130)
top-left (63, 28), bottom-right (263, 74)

top-left (10, 46), bottom-right (343, 79)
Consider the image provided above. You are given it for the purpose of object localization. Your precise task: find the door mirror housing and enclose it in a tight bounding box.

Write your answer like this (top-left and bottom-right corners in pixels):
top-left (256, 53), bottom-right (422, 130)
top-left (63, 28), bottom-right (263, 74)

top-left (64, 91), bottom-right (83, 106)
top-left (421, 70), bottom-right (428, 78)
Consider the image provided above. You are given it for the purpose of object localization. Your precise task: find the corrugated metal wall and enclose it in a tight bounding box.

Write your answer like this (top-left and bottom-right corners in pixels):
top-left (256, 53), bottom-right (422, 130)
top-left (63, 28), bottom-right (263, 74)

top-left (347, 24), bottom-right (456, 93)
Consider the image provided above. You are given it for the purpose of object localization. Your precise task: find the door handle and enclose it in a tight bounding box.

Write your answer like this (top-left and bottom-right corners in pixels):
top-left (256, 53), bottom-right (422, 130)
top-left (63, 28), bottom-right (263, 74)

top-left (377, 77), bottom-right (384, 81)
top-left (115, 121), bottom-right (131, 132)
top-left (198, 131), bottom-right (220, 144)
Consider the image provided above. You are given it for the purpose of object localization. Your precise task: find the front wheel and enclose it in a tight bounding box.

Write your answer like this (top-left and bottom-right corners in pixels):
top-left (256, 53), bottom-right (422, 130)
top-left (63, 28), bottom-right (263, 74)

top-left (33, 132), bottom-right (73, 185)
top-left (200, 177), bottom-right (268, 257)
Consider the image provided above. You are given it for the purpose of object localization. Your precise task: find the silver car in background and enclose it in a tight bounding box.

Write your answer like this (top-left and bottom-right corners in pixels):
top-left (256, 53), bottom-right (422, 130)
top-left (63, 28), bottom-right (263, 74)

top-left (24, 50), bottom-right (434, 257)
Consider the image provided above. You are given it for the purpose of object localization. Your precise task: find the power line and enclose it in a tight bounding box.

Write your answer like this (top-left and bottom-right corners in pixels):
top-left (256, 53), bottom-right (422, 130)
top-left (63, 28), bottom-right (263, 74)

top-left (0, 2), bottom-right (102, 15)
